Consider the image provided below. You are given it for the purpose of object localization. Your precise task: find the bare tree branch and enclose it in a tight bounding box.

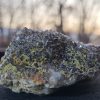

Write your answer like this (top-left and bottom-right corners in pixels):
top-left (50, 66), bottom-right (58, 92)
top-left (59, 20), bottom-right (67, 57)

top-left (0, 1), bottom-right (3, 37)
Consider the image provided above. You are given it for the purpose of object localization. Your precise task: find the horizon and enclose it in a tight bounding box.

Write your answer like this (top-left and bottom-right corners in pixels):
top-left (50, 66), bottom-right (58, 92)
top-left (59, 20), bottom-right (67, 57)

top-left (0, 0), bottom-right (100, 35)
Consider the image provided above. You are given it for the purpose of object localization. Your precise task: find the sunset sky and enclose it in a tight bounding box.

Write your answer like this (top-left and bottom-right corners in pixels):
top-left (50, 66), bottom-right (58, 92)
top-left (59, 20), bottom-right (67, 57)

top-left (1, 0), bottom-right (100, 35)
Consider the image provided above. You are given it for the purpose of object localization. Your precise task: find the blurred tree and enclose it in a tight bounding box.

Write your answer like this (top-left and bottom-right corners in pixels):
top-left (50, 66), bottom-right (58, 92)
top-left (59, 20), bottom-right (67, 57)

top-left (76, 0), bottom-right (98, 43)
top-left (0, 1), bottom-right (3, 37)
top-left (43, 0), bottom-right (73, 34)
top-left (30, 0), bottom-right (35, 29)
top-left (55, 1), bottom-right (64, 33)
top-left (0, 0), bottom-right (99, 45)
top-left (30, 0), bottom-right (42, 29)
top-left (7, 0), bottom-right (23, 40)
top-left (55, 0), bottom-right (74, 34)
top-left (16, 0), bottom-right (26, 29)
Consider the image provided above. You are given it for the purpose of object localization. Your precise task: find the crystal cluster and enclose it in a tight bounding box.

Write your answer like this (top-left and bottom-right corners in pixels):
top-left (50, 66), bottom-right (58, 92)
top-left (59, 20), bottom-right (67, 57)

top-left (0, 28), bottom-right (100, 95)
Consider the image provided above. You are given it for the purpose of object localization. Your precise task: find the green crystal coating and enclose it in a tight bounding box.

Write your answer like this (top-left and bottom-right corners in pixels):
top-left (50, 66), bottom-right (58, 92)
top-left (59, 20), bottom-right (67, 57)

top-left (0, 27), bottom-right (100, 95)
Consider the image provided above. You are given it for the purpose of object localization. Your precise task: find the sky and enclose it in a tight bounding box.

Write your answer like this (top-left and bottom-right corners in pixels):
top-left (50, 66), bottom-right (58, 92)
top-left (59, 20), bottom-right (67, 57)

top-left (0, 0), bottom-right (100, 35)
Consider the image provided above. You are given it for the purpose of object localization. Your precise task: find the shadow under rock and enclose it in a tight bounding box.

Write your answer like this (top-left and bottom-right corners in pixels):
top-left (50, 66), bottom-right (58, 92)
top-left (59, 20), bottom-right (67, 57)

top-left (0, 52), bottom-right (4, 59)
top-left (0, 76), bottom-right (100, 100)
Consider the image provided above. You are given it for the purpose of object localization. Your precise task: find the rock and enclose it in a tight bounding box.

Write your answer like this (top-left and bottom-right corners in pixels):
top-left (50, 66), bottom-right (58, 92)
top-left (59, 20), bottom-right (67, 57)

top-left (0, 27), bottom-right (100, 95)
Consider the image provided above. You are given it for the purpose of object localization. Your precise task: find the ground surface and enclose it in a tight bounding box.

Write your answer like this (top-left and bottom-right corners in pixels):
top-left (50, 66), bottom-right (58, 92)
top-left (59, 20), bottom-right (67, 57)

top-left (0, 74), bottom-right (100, 100)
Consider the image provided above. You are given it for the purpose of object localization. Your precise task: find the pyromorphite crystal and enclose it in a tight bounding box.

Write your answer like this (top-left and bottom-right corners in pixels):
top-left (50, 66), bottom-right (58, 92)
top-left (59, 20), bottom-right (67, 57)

top-left (0, 27), bottom-right (100, 95)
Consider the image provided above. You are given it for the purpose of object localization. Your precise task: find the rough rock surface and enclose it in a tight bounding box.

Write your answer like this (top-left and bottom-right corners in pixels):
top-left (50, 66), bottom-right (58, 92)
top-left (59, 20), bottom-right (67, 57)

top-left (0, 27), bottom-right (100, 95)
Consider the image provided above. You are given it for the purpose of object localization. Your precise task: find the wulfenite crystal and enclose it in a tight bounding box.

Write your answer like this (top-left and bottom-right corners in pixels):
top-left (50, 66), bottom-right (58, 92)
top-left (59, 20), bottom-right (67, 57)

top-left (0, 27), bottom-right (100, 95)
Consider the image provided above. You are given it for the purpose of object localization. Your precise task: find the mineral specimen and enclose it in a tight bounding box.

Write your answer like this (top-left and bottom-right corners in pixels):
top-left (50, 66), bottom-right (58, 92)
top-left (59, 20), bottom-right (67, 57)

top-left (0, 27), bottom-right (100, 95)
